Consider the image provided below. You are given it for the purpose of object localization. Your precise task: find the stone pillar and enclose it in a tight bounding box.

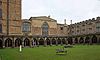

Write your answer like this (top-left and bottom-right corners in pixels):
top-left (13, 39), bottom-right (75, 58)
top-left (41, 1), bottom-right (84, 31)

top-left (72, 38), bottom-right (75, 45)
top-left (83, 37), bottom-right (86, 45)
top-left (4, 38), bottom-right (8, 47)
top-left (89, 36), bottom-right (92, 45)
top-left (65, 38), bottom-right (68, 45)
top-left (60, 38), bottom-right (63, 45)
top-left (64, 38), bottom-right (68, 45)
top-left (32, 39), bottom-right (35, 47)
top-left (78, 37), bottom-right (80, 44)
top-left (37, 38), bottom-right (40, 47)
top-left (12, 37), bottom-right (15, 48)
top-left (55, 38), bottom-right (58, 46)
top-left (22, 38), bottom-right (24, 48)
top-left (44, 37), bottom-right (47, 47)
top-left (96, 35), bottom-right (100, 44)
top-left (50, 38), bottom-right (52, 46)
top-left (30, 37), bottom-right (33, 48)
top-left (2, 37), bottom-right (5, 48)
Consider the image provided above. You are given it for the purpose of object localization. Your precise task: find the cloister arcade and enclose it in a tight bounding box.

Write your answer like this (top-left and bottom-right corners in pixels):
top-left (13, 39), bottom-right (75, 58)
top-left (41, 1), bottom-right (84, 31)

top-left (0, 34), bottom-right (100, 48)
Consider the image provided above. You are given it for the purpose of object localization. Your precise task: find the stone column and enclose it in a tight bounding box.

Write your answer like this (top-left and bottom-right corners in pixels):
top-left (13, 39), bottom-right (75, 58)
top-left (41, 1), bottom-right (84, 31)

top-left (65, 38), bottom-right (68, 45)
top-left (50, 38), bottom-right (52, 46)
top-left (30, 37), bottom-right (33, 48)
top-left (32, 39), bottom-right (35, 47)
top-left (89, 36), bottom-right (92, 45)
top-left (12, 37), bottom-right (15, 48)
top-left (2, 37), bottom-right (5, 48)
top-left (60, 38), bottom-right (63, 45)
top-left (55, 38), bottom-right (58, 46)
top-left (96, 35), bottom-right (100, 44)
top-left (83, 37), bottom-right (86, 45)
top-left (22, 38), bottom-right (24, 48)
top-left (72, 38), bottom-right (75, 45)
top-left (44, 37), bottom-right (47, 47)
top-left (37, 38), bottom-right (40, 47)
top-left (78, 37), bottom-right (80, 44)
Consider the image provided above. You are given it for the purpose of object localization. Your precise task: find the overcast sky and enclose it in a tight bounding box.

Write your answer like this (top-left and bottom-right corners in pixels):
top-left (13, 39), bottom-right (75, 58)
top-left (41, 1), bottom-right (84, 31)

top-left (22, 0), bottom-right (100, 24)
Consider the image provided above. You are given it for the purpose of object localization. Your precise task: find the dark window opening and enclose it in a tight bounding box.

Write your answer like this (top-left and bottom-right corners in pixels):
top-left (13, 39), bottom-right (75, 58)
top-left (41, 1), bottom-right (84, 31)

top-left (77, 30), bottom-right (79, 32)
top-left (82, 24), bottom-right (85, 26)
top-left (60, 27), bottom-right (63, 30)
top-left (77, 26), bottom-right (79, 28)
top-left (82, 29), bottom-right (85, 31)
top-left (89, 28), bottom-right (92, 30)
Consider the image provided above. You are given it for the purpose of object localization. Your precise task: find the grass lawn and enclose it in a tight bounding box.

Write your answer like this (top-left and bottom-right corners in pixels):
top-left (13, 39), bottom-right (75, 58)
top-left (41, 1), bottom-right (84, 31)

top-left (0, 45), bottom-right (100, 60)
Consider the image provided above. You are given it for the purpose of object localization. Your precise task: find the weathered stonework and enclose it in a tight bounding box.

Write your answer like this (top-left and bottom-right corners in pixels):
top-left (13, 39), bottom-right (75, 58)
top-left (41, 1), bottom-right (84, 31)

top-left (0, 0), bottom-right (100, 48)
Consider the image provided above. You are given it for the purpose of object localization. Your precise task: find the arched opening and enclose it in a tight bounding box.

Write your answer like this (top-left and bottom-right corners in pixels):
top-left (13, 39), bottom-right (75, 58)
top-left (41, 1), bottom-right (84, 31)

top-left (42, 22), bottom-right (49, 37)
top-left (47, 38), bottom-right (50, 45)
top-left (79, 37), bottom-right (84, 44)
top-left (75, 38), bottom-right (78, 44)
top-left (85, 37), bottom-right (90, 44)
top-left (33, 38), bottom-right (38, 45)
top-left (24, 38), bottom-right (30, 47)
top-left (92, 35), bottom-right (97, 43)
top-left (39, 38), bottom-right (44, 45)
top-left (52, 38), bottom-right (56, 45)
top-left (67, 37), bottom-right (72, 44)
top-left (5, 38), bottom-right (12, 47)
top-left (62, 38), bottom-right (66, 44)
top-left (0, 39), bottom-right (2, 48)
top-left (15, 38), bottom-right (22, 47)
top-left (99, 38), bottom-right (100, 43)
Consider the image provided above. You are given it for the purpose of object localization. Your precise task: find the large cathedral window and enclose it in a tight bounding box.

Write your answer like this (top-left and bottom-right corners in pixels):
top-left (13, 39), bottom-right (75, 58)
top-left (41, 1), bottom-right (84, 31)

top-left (42, 22), bottom-right (49, 37)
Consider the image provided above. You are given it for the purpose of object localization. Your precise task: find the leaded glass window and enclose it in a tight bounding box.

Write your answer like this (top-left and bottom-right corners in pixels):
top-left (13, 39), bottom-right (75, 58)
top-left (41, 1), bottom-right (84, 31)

top-left (42, 22), bottom-right (49, 36)
top-left (22, 22), bottom-right (31, 32)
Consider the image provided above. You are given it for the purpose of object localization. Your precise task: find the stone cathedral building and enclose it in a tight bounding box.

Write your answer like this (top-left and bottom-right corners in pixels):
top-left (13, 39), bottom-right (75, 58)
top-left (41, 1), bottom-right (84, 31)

top-left (0, 0), bottom-right (100, 48)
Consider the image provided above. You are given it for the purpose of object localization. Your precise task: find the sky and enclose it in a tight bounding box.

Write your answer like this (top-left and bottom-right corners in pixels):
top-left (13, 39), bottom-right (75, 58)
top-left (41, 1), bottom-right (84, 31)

top-left (22, 0), bottom-right (100, 24)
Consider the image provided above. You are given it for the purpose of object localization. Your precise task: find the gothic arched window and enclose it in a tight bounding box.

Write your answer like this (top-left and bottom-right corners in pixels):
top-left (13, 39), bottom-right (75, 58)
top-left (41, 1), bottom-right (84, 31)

top-left (42, 22), bottom-right (49, 37)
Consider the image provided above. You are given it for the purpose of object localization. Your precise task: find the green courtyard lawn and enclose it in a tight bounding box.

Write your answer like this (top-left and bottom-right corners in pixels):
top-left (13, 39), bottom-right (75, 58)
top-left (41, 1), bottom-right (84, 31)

top-left (0, 45), bottom-right (100, 60)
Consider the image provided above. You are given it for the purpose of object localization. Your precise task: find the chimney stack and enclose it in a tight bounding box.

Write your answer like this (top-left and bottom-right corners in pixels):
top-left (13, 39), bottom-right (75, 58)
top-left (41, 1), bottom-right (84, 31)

top-left (64, 19), bottom-right (66, 24)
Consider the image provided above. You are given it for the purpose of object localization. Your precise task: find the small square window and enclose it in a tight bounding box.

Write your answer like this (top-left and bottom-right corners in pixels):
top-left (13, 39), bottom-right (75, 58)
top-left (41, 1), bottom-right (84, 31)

top-left (60, 27), bottom-right (63, 30)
